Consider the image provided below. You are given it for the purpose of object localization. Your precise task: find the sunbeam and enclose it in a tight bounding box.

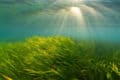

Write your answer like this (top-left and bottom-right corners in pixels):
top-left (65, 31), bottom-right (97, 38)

top-left (70, 7), bottom-right (81, 15)
top-left (0, 0), bottom-right (120, 42)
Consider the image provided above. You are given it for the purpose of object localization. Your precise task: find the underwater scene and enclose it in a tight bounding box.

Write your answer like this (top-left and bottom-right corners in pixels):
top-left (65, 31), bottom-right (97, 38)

top-left (0, 0), bottom-right (120, 80)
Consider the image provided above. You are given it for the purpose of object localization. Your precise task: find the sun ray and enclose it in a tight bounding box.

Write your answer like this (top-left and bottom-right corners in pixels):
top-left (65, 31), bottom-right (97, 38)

top-left (55, 9), bottom-right (69, 35)
top-left (13, 0), bottom-right (120, 40)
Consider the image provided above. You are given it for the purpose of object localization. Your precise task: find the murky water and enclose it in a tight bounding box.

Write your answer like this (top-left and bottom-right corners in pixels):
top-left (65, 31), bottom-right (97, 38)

top-left (0, 0), bottom-right (120, 42)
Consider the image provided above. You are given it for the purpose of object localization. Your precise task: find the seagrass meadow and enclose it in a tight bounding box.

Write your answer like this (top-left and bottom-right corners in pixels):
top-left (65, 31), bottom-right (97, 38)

top-left (0, 37), bottom-right (120, 80)
top-left (0, 0), bottom-right (120, 80)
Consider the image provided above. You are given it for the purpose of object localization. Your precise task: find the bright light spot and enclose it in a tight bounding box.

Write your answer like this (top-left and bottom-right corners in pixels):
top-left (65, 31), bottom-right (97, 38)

top-left (70, 6), bottom-right (85, 26)
top-left (74, 0), bottom-right (79, 2)
top-left (73, 0), bottom-right (83, 3)
top-left (70, 7), bottom-right (80, 14)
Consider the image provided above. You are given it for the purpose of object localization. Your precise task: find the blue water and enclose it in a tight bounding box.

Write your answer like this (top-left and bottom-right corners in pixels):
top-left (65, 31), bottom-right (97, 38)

top-left (0, 0), bottom-right (120, 42)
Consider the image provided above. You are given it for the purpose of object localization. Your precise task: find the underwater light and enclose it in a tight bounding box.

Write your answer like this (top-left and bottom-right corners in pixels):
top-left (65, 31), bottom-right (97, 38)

top-left (73, 0), bottom-right (83, 3)
top-left (70, 7), bottom-right (80, 14)
top-left (73, 0), bottom-right (82, 2)
top-left (74, 0), bottom-right (79, 2)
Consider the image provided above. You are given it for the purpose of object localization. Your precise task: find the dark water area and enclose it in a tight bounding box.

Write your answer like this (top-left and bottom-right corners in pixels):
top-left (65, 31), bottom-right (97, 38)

top-left (0, 0), bottom-right (120, 43)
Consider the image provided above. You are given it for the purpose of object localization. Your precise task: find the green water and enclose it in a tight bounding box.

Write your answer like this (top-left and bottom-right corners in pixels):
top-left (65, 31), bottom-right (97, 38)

top-left (0, 1), bottom-right (120, 42)
top-left (0, 1), bottom-right (120, 80)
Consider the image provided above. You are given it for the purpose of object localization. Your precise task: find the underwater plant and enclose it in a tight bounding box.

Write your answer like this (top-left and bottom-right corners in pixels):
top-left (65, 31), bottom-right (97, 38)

top-left (0, 37), bottom-right (120, 80)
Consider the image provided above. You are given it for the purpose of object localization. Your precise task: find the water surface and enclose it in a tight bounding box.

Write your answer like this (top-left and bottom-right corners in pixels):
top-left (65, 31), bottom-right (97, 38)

top-left (0, 0), bottom-right (120, 42)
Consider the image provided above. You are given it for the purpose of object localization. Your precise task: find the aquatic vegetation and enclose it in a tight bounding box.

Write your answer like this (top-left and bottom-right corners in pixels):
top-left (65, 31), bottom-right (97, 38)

top-left (0, 36), bottom-right (120, 80)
